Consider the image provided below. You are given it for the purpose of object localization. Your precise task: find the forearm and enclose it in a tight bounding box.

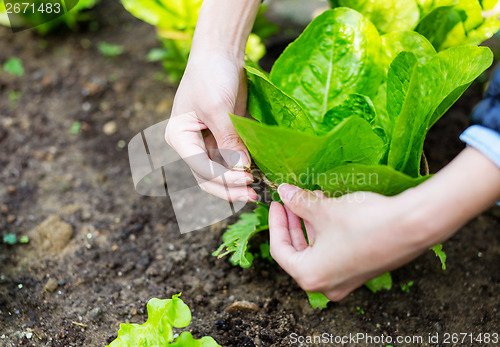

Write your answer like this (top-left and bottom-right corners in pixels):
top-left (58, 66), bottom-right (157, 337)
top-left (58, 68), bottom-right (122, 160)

top-left (191, 0), bottom-right (261, 60)
top-left (403, 146), bottom-right (500, 247)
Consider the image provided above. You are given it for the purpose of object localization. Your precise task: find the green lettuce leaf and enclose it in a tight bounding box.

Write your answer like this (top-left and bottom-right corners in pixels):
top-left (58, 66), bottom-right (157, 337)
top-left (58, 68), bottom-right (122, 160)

top-left (415, 5), bottom-right (464, 50)
top-left (317, 94), bottom-right (377, 134)
top-left (465, 14), bottom-right (500, 47)
top-left (416, 0), bottom-right (457, 16)
top-left (330, 0), bottom-right (421, 33)
top-left (212, 204), bottom-right (270, 268)
top-left (108, 294), bottom-right (220, 347)
top-left (386, 51), bottom-right (419, 136)
top-left (231, 115), bottom-right (385, 189)
top-left (314, 164), bottom-right (430, 197)
top-left (306, 292), bottom-right (330, 310)
top-left (245, 66), bottom-right (314, 132)
top-left (373, 31), bottom-right (437, 139)
top-left (108, 295), bottom-right (190, 346)
top-left (481, 0), bottom-right (499, 10)
top-left (169, 332), bottom-right (220, 347)
top-left (416, 0), bottom-right (500, 50)
top-left (380, 31), bottom-right (436, 69)
top-left (430, 244), bottom-right (447, 270)
top-left (246, 34), bottom-right (266, 63)
top-left (387, 46), bottom-right (492, 177)
top-left (331, 0), bottom-right (500, 50)
top-left (270, 8), bottom-right (383, 122)
top-left (365, 272), bottom-right (393, 293)
top-left (441, 0), bottom-right (500, 48)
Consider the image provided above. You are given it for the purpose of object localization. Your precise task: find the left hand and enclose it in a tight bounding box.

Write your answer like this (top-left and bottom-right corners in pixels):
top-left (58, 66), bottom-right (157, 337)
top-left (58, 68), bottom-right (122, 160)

top-left (268, 184), bottom-right (429, 301)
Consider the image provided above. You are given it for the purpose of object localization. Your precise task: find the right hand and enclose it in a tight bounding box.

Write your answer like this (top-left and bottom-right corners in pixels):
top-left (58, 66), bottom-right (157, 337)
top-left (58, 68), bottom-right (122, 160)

top-left (165, 52), bottom-right (257, 202)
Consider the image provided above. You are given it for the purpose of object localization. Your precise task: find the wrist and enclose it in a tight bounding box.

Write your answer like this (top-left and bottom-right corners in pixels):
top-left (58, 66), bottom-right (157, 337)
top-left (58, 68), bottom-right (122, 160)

top-left (395, 186), bottom-right (443, 249)
top-left (396, 147), bottom-right (500, 248)
top-left (191, 0), bottom-right (260, 61)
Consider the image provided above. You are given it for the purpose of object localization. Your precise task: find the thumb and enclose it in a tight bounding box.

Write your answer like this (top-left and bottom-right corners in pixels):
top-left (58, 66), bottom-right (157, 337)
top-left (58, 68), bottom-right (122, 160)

top-left (277, 183), bottom-right (322, 221)
top-left (210, 117), bottom-right (251, 169)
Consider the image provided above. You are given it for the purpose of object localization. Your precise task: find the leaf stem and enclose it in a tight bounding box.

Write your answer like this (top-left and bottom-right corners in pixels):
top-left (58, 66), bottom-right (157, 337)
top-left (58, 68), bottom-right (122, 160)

top-left (422, 151), bottom-right (430, 176)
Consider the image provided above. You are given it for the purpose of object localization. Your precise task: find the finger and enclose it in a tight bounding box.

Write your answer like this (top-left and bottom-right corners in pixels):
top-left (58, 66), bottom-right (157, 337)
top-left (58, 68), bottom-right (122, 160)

top-left (269, 202), bottom-right (304, 277)
top-left (284, 206), bottom-right (308, 251)
top-left (303, 220), bottom-right (317, 246)
top-left (203, 130), bottom-right (225, 165)
top-left (234, 68), bottom-right (248, 117)
top-left (201, 70), bottom-right (250, 169)
top-left (207, 115), bottom-right (251, 169)
top-left (323, 288), bottom-right (352, 303)
top-left (166, 113), bottom-right (253, 187)
top-left (313, 190), bottom-right (327, 199)
top-left (277, 183), bottom-right (322, 221)
top-left (193, 171), bottom-right (257, 202)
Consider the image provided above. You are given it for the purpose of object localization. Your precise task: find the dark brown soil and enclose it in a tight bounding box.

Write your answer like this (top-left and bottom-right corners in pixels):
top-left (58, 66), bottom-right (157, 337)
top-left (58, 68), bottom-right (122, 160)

top-left (1, 1), bottom-right (499, 346)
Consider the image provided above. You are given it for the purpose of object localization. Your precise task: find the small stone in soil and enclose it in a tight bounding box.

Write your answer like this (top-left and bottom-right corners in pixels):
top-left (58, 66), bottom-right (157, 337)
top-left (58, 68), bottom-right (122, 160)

top-left (7, 215), bottom-right (16, 224)
top-left (103, 121), bottom-right (117, 135)
top-left (88, 307), bottom-right (102, 321)
top-left (224, 301), bottom-right (260, 313)
top-left (43, 278), bottom-right (58, 293)
top-left (81, 211), bottom-right (92, 221)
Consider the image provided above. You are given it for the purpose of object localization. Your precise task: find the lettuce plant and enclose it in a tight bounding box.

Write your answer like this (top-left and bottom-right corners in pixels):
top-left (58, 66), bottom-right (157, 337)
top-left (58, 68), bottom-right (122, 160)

top-left (120, 0), bottom-right (277, 82)
top-left (214, 7), bottom-right (494, 307)
top-left (328, 0), bottom-right (500, 51)
top-left (108, 294), bottom-right (220, 347)
top-left (0, 0), bottom-right (100, 35)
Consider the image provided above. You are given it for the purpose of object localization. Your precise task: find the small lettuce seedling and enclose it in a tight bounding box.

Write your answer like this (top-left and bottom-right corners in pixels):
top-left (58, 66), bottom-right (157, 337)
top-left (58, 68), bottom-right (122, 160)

top-left (214, 6), bottom-right (494, 308)
top-left (401, 281), bottom-right (415, 293)
top-left (3, 57), bottom-right (24, 76)
top-left (213, 203), bottom-right (269, 268)
top-left (98, 42), bottom-right (125, 57)
top-left (108, 294), bottom-right (220, 347)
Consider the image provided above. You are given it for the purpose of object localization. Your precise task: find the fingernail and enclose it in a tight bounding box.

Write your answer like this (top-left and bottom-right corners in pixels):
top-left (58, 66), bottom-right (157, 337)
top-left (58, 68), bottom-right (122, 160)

top-left (235, 176), bottom-right (253, 185)
top-left (278, 183), bottom-right (299, 203)
top-left (237, 195), bottom-right (256, 202)
top-left (231, 151), bottom-right (249, 167)
top-left (313, 190), bottom-right (326, 199)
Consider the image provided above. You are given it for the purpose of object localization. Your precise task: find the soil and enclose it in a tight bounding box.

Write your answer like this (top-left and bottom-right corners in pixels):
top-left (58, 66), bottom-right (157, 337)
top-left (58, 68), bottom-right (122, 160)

top-left (1, 1), bottom-right (499, 346)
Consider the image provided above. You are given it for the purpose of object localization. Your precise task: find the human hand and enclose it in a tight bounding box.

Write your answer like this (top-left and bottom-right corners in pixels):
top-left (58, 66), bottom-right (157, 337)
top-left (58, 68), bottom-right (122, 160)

top-left (165, 52), bottom-right (257, 202)
top-left (268, 184), bottom-right (429, 301)
top-left (268, 148), bottom-right (500, 301)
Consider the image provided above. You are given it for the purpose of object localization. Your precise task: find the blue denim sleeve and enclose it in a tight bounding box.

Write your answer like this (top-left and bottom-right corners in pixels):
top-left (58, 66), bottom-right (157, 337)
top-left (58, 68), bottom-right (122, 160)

top-left (460, 126), bottom-right (500, 206)
top-left (460, 125), bottom-right (500, 169)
